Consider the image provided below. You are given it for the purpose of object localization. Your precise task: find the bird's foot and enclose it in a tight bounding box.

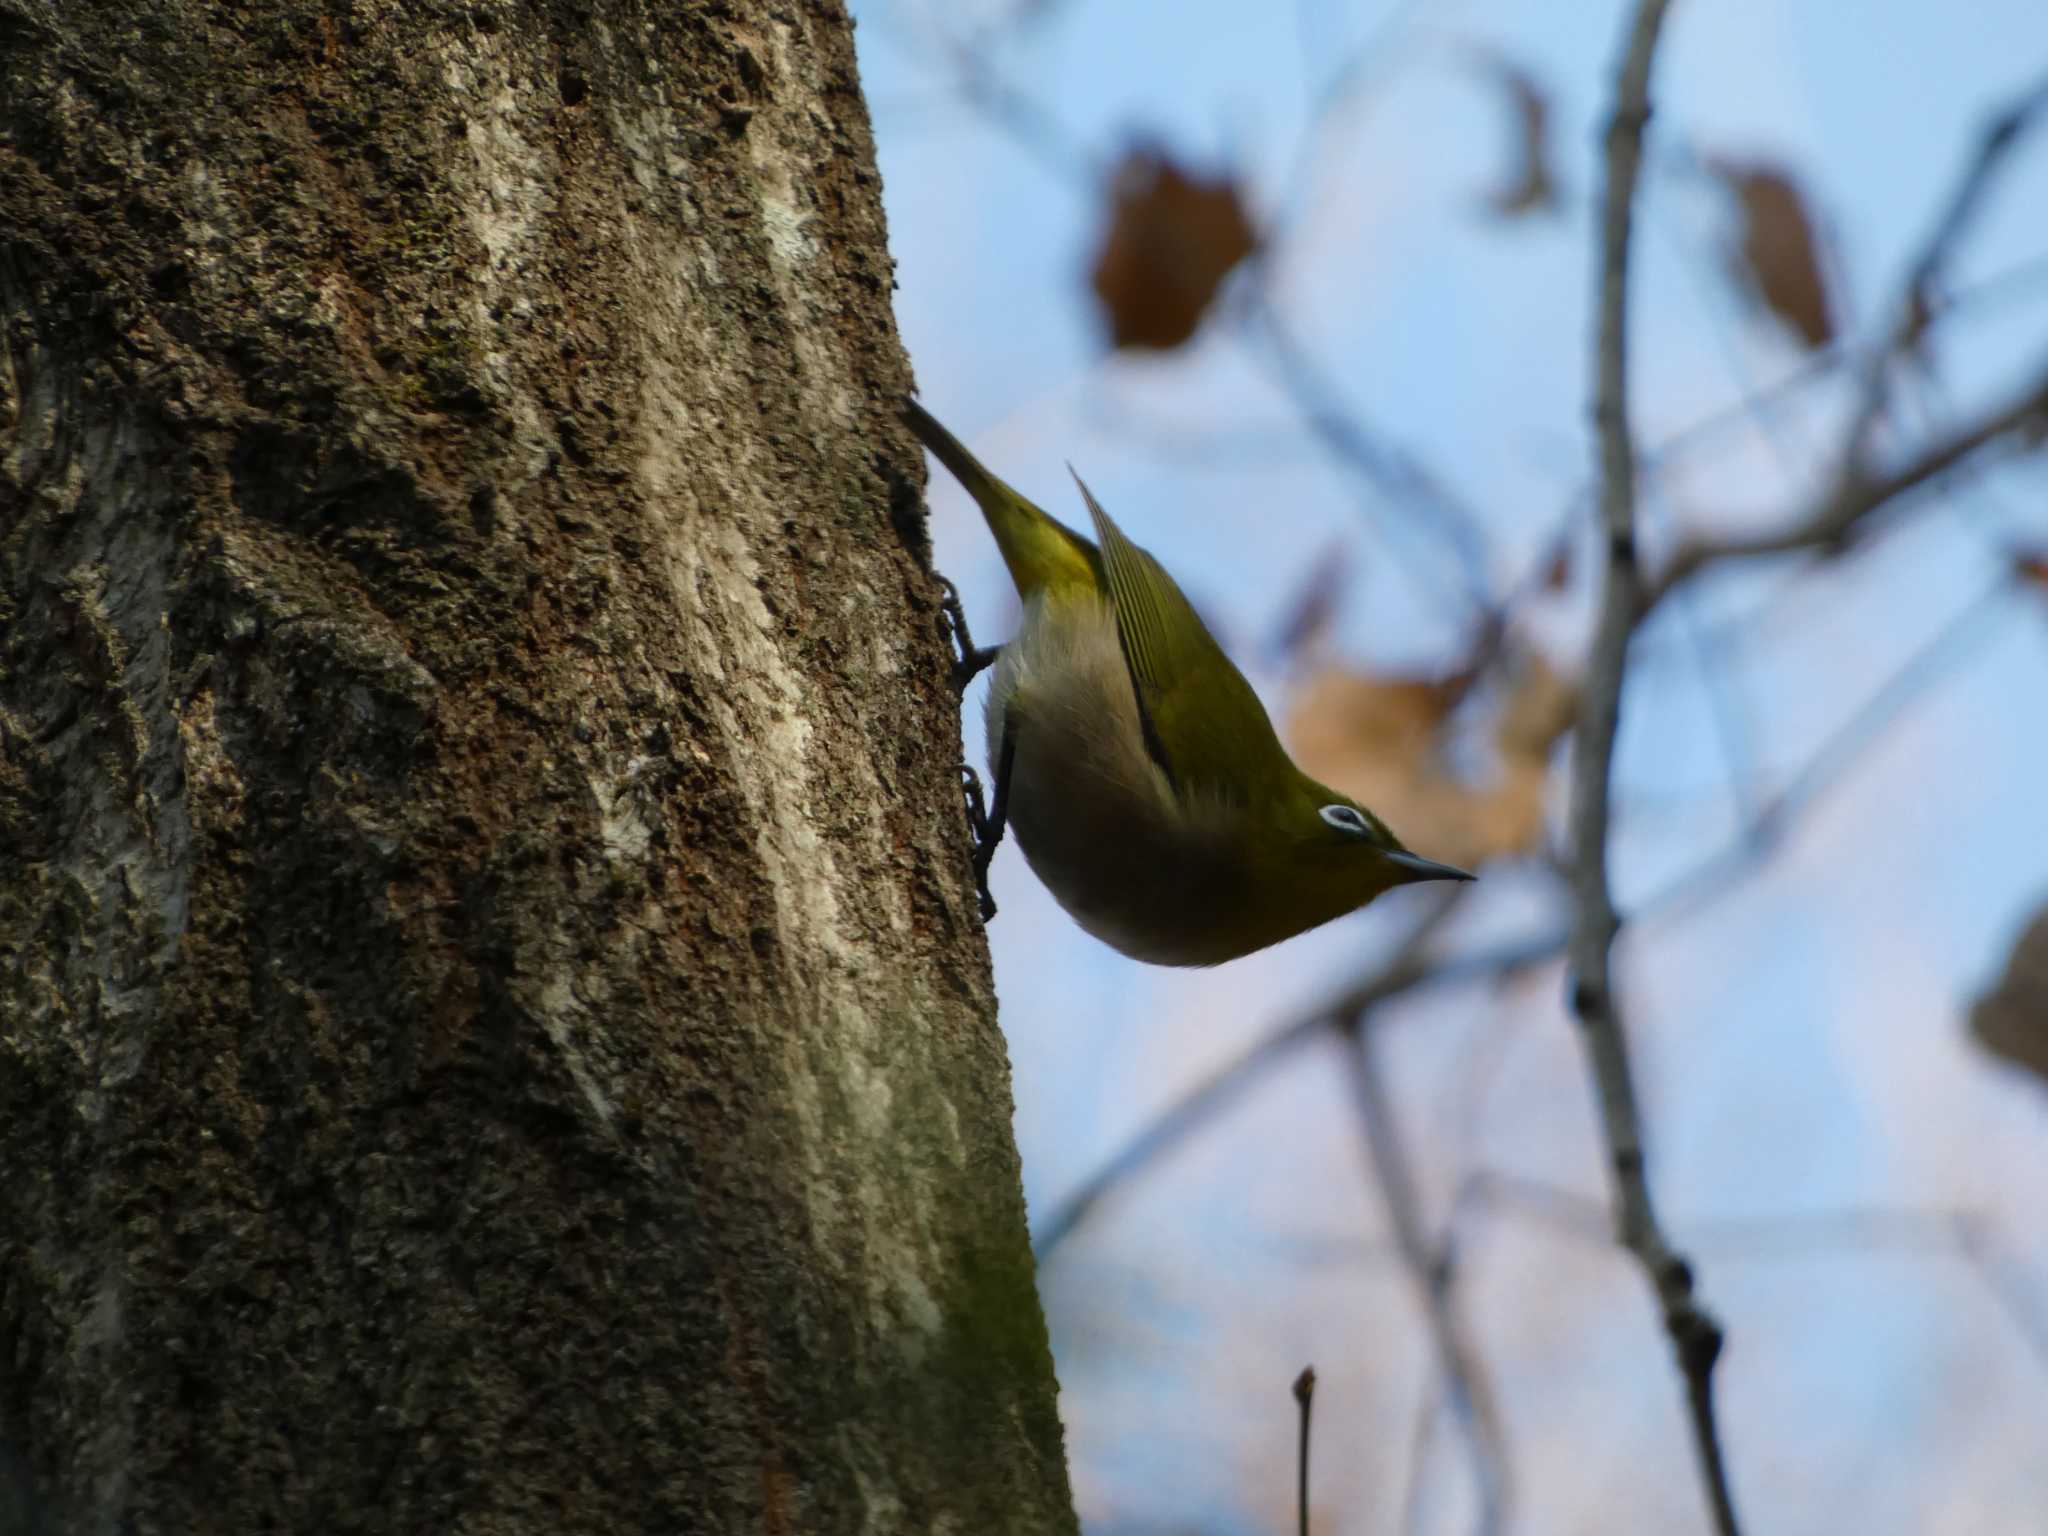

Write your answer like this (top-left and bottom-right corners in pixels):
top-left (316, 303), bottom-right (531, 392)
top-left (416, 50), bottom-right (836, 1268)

top-left (958, 764), bottom-right (999, 922)
top-left (937, 575), bottom-right (999, 694)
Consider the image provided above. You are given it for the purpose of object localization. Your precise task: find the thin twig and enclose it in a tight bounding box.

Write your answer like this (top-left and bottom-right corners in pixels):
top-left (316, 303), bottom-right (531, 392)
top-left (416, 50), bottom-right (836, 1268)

top-left (1628, 247), bottom-right (2048, 500)
top-left (1344, 1023), bottom-right (1509, 1534)
top-left (1293, 1366), bottom-right (1317, 1536)
top-left (1641, 73), bottom-right (2048, 622)
top-left (1642, 578), bottom-right (2015, 928)
top-left (1698, 1206), bottom-right (1988, 1259)
top-left (1345, 572), bottom-right (2010, 1038)
top-left (1469, 1178), bottom-right (1994, 1262)
top-left (1642, 198), bottom-right (1814, 833)
top-left (1396, 1369), bottom-right (1446, 1536)
top-left (1245, 286), bottom-right (1497, 618)
top-left (1839, 70), bottom-right (2048, 472)
top-left (1574, 4), bottom-right (1745, 1533)
top-left (1457, 1175), bottom-right (2048, 1394)
top-left (1671, 571), bottom-right (1764, 827)
top-left (1031, 888), bottom-right (1470, 1260)
top-left (1030, 1010), bottom-right (1323, 1259)
top-left (1272, 0), bottom-right (1438, 236)
top-left (1458, 1168), bottom-right (1613, 1246)
top-left (881, 5), bottom-right (1103, 189)
top-left (1465, 1176), bottom-right (2048, 1385)
top-left (1036, 558), bottom-right (2015, 1265)
top-left (1085, 250), bottom-right (2048, 504)
top-left (1646, 364), bottom-right (2048, 611)
top-left (1955, 1215), bottom-right (2048, 1380)
top-left (1495, 250), bottom-right (2048, 641)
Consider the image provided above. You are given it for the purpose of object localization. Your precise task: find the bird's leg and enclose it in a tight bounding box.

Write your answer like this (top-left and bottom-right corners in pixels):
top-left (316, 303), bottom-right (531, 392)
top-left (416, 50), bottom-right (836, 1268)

top-left (937, 575), bottom-right (999, 693)
top-left (958, 767), bottom-right (995, 921)
top-left (939, 573), bottom-right (1007, 921)
top-left (959, 725), bottom-right (1015, 923)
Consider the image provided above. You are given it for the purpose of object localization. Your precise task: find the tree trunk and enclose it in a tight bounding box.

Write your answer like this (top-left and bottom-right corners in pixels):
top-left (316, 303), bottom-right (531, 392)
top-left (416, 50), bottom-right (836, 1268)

top-left (0, 2), bottom-right (1073, 1531)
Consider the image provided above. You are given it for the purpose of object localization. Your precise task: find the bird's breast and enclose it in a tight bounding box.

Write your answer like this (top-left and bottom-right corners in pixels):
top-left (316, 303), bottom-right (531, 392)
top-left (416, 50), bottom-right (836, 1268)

top-left (987, 593), bottom-right (1250, 964)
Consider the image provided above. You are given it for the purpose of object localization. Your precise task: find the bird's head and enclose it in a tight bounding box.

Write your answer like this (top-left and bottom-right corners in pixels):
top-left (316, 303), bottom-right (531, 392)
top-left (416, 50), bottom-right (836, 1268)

top-left (1250, 771), bottom-right (1474, 931)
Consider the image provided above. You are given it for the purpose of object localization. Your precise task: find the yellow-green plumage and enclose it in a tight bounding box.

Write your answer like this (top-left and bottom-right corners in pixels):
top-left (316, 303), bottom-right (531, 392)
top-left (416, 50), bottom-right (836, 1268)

top-left (907, 399), bottom-right (1470, 965)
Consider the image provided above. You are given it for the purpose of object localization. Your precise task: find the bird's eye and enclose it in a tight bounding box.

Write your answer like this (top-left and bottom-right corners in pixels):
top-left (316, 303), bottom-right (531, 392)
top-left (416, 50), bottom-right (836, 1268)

top-left (1320, 804), bottom-right (1369, 836)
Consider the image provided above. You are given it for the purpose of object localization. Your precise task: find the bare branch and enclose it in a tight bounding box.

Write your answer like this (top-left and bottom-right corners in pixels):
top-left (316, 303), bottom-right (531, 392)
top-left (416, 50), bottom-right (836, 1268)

top-left (1580, 0), bottom-right (1667, 1261)
top-left (1458, 1169), bottom-right (1612, 1247)
top-left (1029, 1010), bottom-right (1322, 1261)
top-left (1344, 1026), bottom-right (1509, 1534)
top-left (1647, 364), bottom-right (2048, 610)
top-left (1244, 286), bottom-right (1496, 618)
top-left (1293, 1366), bottom-right (1316, 1536)
top-left (1463, 1177), bottom-right (2048, 1388)
top-left (1037, 556), bottom-right (2014, 1269)
top-left (1642, 578), bottom-right (2015, 927)
top-left (1642, 247), bottom-right (2048, 486)
top-left (1840, 70), bottom-right (2048, 470)
top-left (1273, 0), bottom-right (1434, 235)
top-left (1636, 75), bottom-right (2048, 621)
top-left (1955, 1215), bottom-right (2048, 1380)
top-left (1031, 889), bottom-right (1469, 1261)
top-left (878, 6), bottom-right (1102, 189)
top-left (1573, 3), bottom-right (1746, 1532)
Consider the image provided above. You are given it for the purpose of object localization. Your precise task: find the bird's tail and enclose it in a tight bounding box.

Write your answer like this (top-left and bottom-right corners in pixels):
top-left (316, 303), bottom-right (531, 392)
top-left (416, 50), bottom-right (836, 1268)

top-left (902, 397), bottom-right (1099, 599)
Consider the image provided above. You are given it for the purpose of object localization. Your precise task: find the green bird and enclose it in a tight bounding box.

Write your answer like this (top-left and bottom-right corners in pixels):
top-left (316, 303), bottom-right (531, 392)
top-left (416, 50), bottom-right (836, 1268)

top-left (907, 399), bottom-right (1472, 966)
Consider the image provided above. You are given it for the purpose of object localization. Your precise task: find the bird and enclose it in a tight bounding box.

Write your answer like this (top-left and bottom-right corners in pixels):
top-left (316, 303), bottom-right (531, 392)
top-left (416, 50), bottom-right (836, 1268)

top-left (906, 398), bottom-right (1472, 966)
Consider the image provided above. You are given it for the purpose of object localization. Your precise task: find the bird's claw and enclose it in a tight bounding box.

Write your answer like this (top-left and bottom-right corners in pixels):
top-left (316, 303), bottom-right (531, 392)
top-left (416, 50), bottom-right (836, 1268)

top-left (958, 764), bottom-right (998, 922)
top-left (942, 582), bottom-right (1002, 924)
top-left (937, 575), bottom-right (999, 694)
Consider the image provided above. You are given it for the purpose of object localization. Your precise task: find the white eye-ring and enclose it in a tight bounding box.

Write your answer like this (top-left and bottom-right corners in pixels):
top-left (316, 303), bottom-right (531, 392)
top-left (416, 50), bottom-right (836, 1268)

top-left (1320, 804), bottom-right (1370, 835)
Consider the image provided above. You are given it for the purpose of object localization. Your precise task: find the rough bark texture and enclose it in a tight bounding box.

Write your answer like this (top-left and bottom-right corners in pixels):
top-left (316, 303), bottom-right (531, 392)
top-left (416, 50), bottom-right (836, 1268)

top-left (0, 2), bottom-right (1073, 1531)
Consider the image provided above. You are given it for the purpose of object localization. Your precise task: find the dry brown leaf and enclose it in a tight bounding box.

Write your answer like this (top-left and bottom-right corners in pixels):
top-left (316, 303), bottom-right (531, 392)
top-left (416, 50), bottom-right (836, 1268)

top-left (2015, 549), bottom-right (2048, 590)
top-left (1287, 669), bottom-right (1450, 772)
top-left (1089, 147), bottom-right (1257, 351)
top-left (1285, 649), bottom-right (1575, 871)
top-left (1969, 901), bottom-right (2048, 1087)
top-left (1710, 159), bottom-right (1836, 350)
top-left (1469, 52), bottom-right (1560, 219)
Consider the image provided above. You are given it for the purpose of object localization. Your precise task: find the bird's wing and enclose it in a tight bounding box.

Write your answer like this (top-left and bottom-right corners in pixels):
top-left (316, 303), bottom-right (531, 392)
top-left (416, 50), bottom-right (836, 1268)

top-left (1073, 470), bottom-right (1286, 803)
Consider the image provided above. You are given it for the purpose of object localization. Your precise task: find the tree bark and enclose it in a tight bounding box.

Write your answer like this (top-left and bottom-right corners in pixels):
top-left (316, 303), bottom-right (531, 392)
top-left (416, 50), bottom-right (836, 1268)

top-left (0, 2), bottom-right (1073, 1531)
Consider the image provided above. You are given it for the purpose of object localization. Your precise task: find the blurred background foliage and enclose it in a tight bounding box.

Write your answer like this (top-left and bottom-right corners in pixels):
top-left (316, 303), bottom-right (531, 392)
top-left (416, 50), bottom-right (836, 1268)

top-left (857, 0), bottom-right (2048, 1530)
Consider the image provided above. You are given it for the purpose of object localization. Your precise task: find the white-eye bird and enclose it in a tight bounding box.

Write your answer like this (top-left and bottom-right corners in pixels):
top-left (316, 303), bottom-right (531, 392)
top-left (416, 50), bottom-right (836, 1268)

top-left (907, 399), bottom-right (1473, 966)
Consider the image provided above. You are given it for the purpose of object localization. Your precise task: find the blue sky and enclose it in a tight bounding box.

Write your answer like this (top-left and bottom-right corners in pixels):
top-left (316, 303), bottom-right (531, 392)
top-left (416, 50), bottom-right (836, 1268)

top-left (854, 1), bottom-right (2048, 1529)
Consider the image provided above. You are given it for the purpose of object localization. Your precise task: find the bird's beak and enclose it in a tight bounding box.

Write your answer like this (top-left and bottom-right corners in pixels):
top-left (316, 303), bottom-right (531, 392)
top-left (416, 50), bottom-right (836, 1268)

top-left (1385, 850), bottom-right (1476, 884)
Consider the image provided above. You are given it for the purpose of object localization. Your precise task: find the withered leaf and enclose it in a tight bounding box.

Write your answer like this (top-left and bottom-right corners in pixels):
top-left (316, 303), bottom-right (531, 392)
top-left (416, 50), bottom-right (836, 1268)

top-left (1710, 159), bottom-right (1836, 350)
top-left (1970, 901), bottom-right (2048, 1088)
top-left (1089, 146), bottom-right (1258, 351)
